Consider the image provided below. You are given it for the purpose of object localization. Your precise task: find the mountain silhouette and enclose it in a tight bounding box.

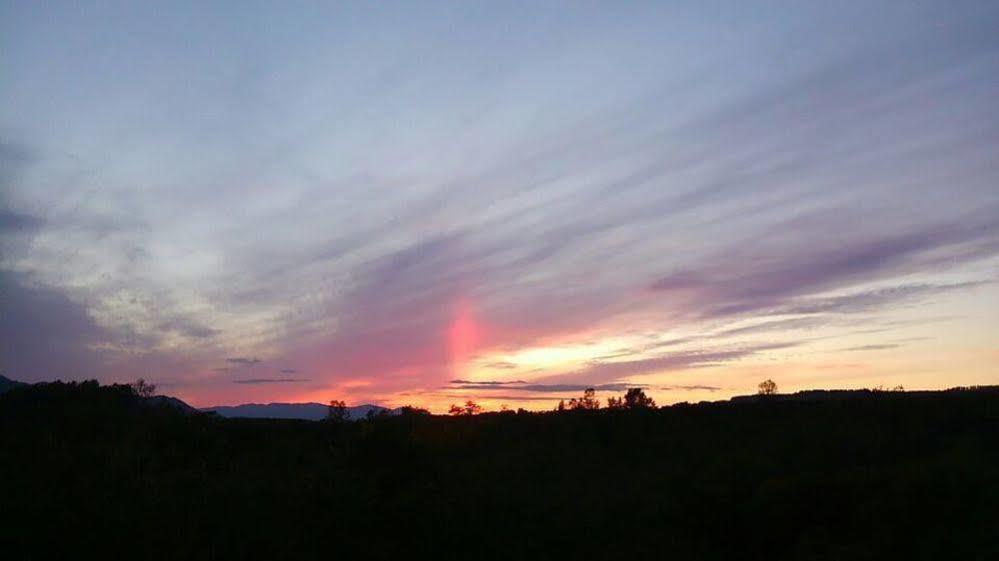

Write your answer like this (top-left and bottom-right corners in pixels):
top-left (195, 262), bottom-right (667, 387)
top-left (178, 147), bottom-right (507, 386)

top-left (203, 402), bottom-right (397, 420)
top-left (0, 375), bottom-right (26, 394)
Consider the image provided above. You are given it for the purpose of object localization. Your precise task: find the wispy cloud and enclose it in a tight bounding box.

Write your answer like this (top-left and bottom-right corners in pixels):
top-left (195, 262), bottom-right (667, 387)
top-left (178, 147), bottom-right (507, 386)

top-left (532, 343), bottom-right (801, 388)
top-left (157, 317), bottom-right (218, 340)
top-left (233, 378), bottom-right (311, 385)
top-left (484, 361), bottom-right (518, 369)
top-left (842, 344), bottom-right (901, 352)
top-left (446, 382), bottom-right (646, 393)
top-left (661, 385), bottom-right (721, 392)
top-left (2, 3), bottom-right (997, 407)
top-left (448, 379), bottom-right (527, 386)
top-left (226, 357), bottom-right (263, 366)
top-left (650, 215), bottom-right (999, 321)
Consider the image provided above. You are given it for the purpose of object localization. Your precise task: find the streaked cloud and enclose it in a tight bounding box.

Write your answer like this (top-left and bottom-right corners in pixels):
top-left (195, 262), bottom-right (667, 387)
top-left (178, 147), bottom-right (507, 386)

top-left (226, 357), bottom-right (263, 366)
top-left (233, 378), bottom-right (311, 385)
top-left (843, 344), bottom-right (901, 352)
top-left (1, 2), bottom-right (997, 408)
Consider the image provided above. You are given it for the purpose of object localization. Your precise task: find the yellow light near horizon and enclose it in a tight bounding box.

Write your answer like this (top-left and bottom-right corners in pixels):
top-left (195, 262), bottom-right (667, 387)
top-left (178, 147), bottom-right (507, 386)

top-left (488, 339), bottom-right (626, 371)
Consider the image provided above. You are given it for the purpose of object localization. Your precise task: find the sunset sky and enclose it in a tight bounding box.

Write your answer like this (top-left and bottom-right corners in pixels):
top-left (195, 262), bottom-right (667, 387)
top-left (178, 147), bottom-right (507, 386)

top-left (2, 1), bottom-right (997, 411)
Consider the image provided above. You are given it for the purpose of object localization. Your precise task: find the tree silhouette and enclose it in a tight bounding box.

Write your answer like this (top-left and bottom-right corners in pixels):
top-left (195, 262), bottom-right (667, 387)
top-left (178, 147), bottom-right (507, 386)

top-left (758, 379), bottom-right (778, 396)
top-left (399, 405), bottom-right (431, 417)
top-left (623, 388), bottom-right (656, 409)
top-left (365, 408), bottom-right (390, 420)
top-left (2, 378), bottom-right (996, 559)
top-left (130, 378), bottom-right (156, 398)
top-left (873, 384), bottom-right (905, 393)
top-left (328, 399), bottom-right (348, 421)
top-left (606, 396), bottom-right (623, 409)
top-left (449, 400), bottom-right (482, 416)
top-left (568, 388), bottom-right (600, 410)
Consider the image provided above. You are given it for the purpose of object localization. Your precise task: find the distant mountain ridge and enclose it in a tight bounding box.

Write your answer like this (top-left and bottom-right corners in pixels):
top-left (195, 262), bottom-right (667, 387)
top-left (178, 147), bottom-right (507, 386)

top-left (0, 375), bottom-right (389, 420)
top-left (0, 375), bottom-right (27, 393)
top-left (203, 402), bottom-right (398, 421)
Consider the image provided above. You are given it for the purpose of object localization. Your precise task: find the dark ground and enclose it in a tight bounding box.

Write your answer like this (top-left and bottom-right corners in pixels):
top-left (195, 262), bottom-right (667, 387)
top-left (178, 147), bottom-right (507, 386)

top-left (2, 381), bottom-right (997, 560)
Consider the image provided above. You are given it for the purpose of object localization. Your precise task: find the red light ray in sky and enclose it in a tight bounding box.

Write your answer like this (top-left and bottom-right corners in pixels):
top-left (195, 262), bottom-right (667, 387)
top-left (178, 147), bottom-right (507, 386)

top-left (448, 297), bottom-right (479, 377)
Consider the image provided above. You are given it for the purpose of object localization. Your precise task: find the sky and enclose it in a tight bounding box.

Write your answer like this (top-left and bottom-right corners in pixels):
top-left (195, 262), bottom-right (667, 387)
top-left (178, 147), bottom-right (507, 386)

top-left (2, 1), bottom-right (998, 411)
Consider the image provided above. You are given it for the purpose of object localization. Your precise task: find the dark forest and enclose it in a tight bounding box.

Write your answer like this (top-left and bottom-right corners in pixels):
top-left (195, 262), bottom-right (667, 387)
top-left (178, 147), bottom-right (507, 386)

top-left (2, 381), bottom-right (997, 560)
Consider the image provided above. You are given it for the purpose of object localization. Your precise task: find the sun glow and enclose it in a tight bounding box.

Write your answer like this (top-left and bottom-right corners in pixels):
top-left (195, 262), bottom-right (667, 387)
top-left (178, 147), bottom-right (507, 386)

top-left (472, 335), bottom-right (639, 376)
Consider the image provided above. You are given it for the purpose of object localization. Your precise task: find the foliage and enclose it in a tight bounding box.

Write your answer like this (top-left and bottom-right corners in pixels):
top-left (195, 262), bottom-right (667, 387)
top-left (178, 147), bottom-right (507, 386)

top-left (449, 400), bottom-right (482, 416)
top-left (398, 405), bottom-right (431, 417)
top-left (567, 387), bottom-right (600, 410)
top-left (130, 378), bottom-right (156, 398)
top-left (623, 388), bottom-right (656, 409)
top-left (758, 379), bottom-right (778, 395)
top-left (872, 384), bottom-right (905, 392)
top-left (328, 399), bottom-right (348, 421)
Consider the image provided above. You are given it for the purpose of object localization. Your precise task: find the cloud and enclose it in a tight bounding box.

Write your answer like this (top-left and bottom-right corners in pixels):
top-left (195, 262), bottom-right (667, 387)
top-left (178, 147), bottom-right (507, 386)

top-left (650, 213), bottom-right (999, 321)
top-left (0, 139), bottom-right (35, 193)
top-left (0, 271), bottom-right (109, 381)
top-left (445, 379), bottom-right (718, 393)
top-left (445, 394), bottom-right (567, 402)
top-left (444, 381), bottom-right (720, 394)
top-left (448, 379), bottom-right (527, 386)
top-left (446, 382), bottom-right (646, 392)
top-left (713, 317), bottom-right (829, 338)
top-left (661, 385), bottom-right (721, 392)
top-left (484, 361), bottom-right (518, 369)
top-left (233, 378), bottom-right (311, 384)
top-left (279, 368), bottom-right (298, 374)
top-left (0, 209), bottom-right (42, 234)
top-left (520, 383), bottom-right (644, 392)
top-left (843, 344), bottom-right (900, 352)
top-left (226, 357), bottom-right (263, 366)
top-left (774, 282), bottom-right (990, 316)
top-left (3, 3), bottom-right (998, 405)
top-left (535, 342), bottom-right (801, 388)
top-left (157, 317), bottom-right (218, 340)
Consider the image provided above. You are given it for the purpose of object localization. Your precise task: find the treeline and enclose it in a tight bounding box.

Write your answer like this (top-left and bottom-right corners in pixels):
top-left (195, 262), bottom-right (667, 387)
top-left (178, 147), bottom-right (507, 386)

top-left (2, 380), bottom-right (998, 560)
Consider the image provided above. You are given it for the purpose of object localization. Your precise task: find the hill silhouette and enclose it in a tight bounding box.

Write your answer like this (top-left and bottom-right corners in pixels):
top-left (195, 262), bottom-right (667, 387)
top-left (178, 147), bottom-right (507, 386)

top-left (204, 401), bottom-right (396, 420)
top-left (1, 379), bottom-right (996, 559)
top-left (0, 374), bottom-right (26, 393)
